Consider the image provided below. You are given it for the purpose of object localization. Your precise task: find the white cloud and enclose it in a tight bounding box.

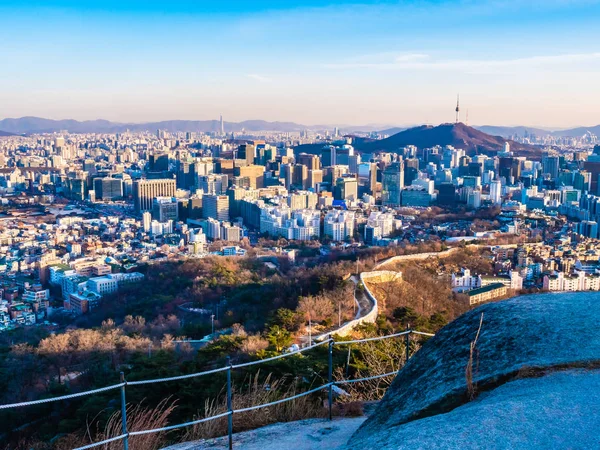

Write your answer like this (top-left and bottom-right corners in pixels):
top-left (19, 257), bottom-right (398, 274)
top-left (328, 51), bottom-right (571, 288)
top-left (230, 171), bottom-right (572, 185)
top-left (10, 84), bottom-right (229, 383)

top-left (324, 52), bottom-right (600, 73)
top-left (246, 73), bottom-right (273, 83)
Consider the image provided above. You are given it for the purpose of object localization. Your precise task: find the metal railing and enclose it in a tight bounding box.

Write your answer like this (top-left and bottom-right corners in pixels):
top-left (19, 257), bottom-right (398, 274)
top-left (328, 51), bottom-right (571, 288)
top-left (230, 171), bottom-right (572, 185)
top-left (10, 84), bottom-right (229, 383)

top-left (0, 327), bottom-right (434, 450)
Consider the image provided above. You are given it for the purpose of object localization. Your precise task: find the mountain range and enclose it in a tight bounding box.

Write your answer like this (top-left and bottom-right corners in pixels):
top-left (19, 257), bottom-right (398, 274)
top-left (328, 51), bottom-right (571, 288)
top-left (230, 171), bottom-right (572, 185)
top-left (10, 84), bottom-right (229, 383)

top-left (0, 117), bottom-right (313, 134)
top-left (476, 125), bottom-right (600, 138)
top-left (1, 116), bottom-right (599, 138)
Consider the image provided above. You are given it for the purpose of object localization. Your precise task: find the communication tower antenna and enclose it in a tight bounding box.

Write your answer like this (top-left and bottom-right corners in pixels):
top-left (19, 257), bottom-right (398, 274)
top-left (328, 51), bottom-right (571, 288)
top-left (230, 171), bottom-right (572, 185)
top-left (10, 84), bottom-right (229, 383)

top-left (455, 94), bottom-right (460, 124)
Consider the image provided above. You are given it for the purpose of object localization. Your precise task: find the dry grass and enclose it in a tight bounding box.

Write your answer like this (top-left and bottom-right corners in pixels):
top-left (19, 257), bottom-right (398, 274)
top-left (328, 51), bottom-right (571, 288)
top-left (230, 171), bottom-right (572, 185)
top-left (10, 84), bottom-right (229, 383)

top-left (101, 397), bottom-right (177, 450)
top-left (333, 337), bottom-right (411, 402)
top-left (182, 372), bottom-right (325, 442)
top-left (54, 397), bottom-right (177, 450)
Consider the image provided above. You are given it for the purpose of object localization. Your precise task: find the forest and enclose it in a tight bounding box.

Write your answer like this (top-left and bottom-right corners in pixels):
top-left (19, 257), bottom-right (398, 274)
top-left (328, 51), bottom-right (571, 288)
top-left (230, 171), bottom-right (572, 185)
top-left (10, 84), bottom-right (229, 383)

top-left (0, 243), bottom-right (469, 449)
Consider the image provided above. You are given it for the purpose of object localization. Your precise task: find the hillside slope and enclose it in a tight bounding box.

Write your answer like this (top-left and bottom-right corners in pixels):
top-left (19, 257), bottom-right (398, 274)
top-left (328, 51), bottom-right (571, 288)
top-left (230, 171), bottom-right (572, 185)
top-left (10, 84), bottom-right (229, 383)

top-left (359, 122), bottom-right (539, 156)
top-left (295, 123), bottom-right (541, 158)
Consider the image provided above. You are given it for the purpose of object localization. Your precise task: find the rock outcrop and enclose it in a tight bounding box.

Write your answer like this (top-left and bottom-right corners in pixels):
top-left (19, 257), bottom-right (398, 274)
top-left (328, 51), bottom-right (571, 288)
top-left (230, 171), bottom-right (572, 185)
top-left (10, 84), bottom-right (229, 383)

top-left (347, 292), bottom-right (600, 449)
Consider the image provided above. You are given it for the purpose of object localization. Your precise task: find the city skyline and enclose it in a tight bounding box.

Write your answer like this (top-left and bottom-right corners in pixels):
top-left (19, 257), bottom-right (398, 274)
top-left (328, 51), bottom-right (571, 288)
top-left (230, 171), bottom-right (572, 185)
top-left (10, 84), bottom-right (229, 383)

top-left (1, 0), bottom-right (600, 127)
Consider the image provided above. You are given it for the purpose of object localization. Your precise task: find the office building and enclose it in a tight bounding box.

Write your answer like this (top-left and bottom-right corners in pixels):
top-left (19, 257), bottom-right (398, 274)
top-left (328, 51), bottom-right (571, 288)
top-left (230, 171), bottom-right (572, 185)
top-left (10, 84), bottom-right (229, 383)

top-left (382, 161), bottom-right (404, 207)
top-left (93, 177), bottom-right (123, 201)
top-left (152, 197), bottom-right (179, 222)
top-left (203, 194), bottom-right (230, 221)
top-left (133, 178), bottom-right (176, 213)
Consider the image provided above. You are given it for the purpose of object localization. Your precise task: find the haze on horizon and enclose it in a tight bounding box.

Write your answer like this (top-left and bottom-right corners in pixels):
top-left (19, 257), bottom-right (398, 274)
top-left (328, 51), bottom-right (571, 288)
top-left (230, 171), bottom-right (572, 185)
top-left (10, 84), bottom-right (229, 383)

top-left (1, 0), bottom-right (600, 129)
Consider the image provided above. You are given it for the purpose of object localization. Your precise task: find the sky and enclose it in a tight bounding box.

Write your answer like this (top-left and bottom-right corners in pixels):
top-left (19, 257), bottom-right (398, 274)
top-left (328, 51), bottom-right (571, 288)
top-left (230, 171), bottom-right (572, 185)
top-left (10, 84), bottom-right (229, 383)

top-left (1, 0), bottom-right (600, 128)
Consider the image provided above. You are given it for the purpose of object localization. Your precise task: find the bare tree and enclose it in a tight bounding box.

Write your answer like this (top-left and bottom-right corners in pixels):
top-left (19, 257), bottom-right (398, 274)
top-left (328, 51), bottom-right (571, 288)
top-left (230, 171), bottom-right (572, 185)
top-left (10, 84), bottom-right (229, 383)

top-left (466, 312), bottom-right (484, 401)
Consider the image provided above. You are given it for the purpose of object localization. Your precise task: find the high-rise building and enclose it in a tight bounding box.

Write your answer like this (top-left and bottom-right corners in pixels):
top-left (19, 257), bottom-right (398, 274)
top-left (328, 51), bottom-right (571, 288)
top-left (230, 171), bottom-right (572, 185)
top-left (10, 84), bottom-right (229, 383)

top-left (177, 161), bottom-right (197, 190)
top-left (348, 154), bottom-right (361, 175)
top-left (577, 220), bottom-right (599, 239)
top-left (237, 144), bottom-right (256, 165)
top-left (381, 161), bottom-right (404, 207)
top-left (133, 178), bottom-right (176, 213)
top-left (282, 164), bottom-right (294, 190)
top-left (308, 169), bottom-right (323, 191)
top-left (542, 154), bottom-right (560, 180)
top-left (93, 177), bottom-right (123, 201)
top-left (293, 164), bottom-right (309, 190)
top-left (335, 145), bottom-right (354, 166)
top-left (490, 180), bottom-right (502, 205)
top-left (498, 157), bottom-right (521, 184)
top-left (203, 194), bottom-right (230, 221)
top-left (574, 171), bottom-right (591, 192)
top-left (335, 176), bottom-right (358, 202)
top-left (152, 197), bottom-right (179, 222)
top-left (149, 152), bottom-right (169, 172)
top-left (322, 146), bottom-right (336, 167)
top-left (199, 174), bottom-right (228, 195)
top-left (358, 162), bottom-right (377, 195)
top-left (298, 153), bottom-right (320, 171)
top-left (142, 211), bottom-right (152, 232)
top-left (234, 165), bottom-right (265, 189)
top-left (437, 182), bottom-right (457, 206)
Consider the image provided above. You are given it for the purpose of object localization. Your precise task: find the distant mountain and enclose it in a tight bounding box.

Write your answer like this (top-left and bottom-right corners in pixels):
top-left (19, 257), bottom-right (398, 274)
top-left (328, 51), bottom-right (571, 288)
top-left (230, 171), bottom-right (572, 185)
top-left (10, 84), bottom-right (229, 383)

top-left (0, 117), bottom-right (317, 134)
top-left (0, 130), bottom-right (16, 137)
top-left (3, 116), bottom-right (598, 139)
top-left (0, 117), bottom-right (395, 135)
top-left (295, 123), bottom-right (541, 158)
top-left (474, 125), bottom-right (551, 138)
top-left (474, 124), bottom-right (600, 138)
top-left (552, 125), bottom-right (600, 137)
top-left (378, 127), bottom-right (408, 136)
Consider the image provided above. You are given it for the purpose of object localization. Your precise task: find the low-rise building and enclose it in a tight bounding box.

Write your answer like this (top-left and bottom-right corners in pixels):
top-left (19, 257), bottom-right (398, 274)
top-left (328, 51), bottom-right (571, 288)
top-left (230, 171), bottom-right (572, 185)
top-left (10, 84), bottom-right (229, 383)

top-left (467, 283), bottom-right (508, 305)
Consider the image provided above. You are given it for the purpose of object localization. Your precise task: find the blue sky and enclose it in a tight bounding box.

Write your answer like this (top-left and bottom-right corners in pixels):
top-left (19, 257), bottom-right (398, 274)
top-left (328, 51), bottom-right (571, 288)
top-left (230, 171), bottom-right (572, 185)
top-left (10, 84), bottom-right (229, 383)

top-left (1, 0), bottom-right (600, 127)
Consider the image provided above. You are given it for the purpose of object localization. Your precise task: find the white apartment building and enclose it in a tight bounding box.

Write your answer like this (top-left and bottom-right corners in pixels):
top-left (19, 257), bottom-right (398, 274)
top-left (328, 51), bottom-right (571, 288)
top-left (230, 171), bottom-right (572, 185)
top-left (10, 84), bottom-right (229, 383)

top-left (452, 268), bottom-right (482, 292)
top-left (87, 272), bottom-right (145, 297)
top-left (324, 210), bottom-right (355, 242)
top-left (87, 276), bottom-right (118, 296)
top-left (543, 271), bottom-right (599, 292)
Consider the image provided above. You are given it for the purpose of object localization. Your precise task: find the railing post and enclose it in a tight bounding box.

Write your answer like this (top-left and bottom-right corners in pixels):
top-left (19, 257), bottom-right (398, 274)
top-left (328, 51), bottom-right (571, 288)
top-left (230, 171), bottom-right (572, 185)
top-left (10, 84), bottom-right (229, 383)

top-left (345, 345), bottom-right (351, 378)
top-left (328, 335), bottom-right (333, 421)
top-left (405, 324), bottom-right (410, 364)
top-left (226, 357), bottom-right (233, 450)
top-left (119, 372), bottom-right (129, 450)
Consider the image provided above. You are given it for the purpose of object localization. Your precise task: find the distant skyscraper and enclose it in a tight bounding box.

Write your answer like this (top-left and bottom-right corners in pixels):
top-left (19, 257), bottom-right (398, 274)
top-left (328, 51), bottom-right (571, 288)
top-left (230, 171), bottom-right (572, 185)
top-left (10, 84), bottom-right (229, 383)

top-left (322, 146), bottom-right (336, 167)
top-left (203, 194), bottom-right (230, 221)
top-left (490, 180), bottom-right (502, 205)
top-left (335, 176), bottom-right (358, 202)
top-left (220, 114), bottom-right (224, 136)
top-left (382, 161), bottom-right (404, 207)
top-left (542, 154), bottom-right (560, 180)
top-left (142, 211), bottom-right (152, 232)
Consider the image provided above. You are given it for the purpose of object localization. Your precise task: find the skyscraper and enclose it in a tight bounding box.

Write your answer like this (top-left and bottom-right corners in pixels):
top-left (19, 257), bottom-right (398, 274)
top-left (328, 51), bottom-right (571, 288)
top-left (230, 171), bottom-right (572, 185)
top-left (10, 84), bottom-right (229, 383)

top-left (142, 211), bottom-right (152, 232)
top-left (490, 180), bottom-right (502, 205)
top-left (381, 161), bottom-right (404, 207)
top-left (203, 194), bottom-right (230, 221)
top-left (335, 176), bottom-right (358, 202)
top-left (542, 154), bottom-right (560, 180)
